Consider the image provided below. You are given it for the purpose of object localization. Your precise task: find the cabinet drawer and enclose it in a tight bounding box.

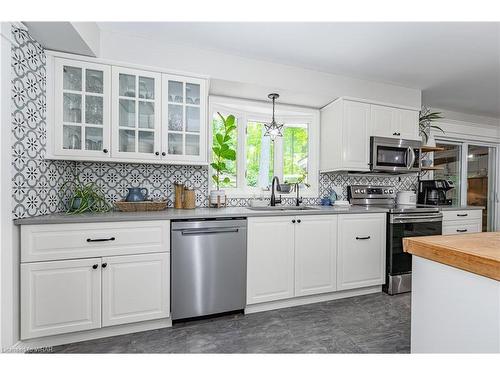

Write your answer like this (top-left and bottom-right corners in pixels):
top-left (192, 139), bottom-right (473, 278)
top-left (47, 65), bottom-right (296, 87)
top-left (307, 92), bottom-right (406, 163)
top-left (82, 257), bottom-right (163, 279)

top-left (442, 221), bottom-right (482, 235)
top-left (442, 210), bottom-right (482, 222)
top-left (21, 221), bottom-right (170, 262)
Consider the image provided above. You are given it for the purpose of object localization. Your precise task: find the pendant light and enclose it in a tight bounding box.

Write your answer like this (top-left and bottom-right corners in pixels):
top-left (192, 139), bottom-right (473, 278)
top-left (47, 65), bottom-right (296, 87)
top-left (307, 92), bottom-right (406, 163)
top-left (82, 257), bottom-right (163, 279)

top-left (264, 93), bottom-right (284, 141)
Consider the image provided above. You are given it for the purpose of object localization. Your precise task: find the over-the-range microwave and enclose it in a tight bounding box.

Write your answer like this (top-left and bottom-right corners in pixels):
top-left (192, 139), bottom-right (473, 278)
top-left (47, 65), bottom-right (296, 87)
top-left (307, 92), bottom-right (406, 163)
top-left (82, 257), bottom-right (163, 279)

top-left (370, 136), bottom-right (421, 173)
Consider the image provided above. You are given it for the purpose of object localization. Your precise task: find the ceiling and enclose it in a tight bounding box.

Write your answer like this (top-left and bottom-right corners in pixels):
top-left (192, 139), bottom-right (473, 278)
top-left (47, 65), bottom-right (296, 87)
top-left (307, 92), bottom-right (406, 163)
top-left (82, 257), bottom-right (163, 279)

top-left (98, 22), bottom-right (500, 118)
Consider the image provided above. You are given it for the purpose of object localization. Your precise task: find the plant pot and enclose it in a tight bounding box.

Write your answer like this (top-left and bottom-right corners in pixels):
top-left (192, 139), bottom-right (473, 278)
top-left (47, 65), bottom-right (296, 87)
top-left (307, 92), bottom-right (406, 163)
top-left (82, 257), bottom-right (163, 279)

top-left (210, 190), bottom-right (226, 207)
top-left (71, 197), bottom-right (94, 211)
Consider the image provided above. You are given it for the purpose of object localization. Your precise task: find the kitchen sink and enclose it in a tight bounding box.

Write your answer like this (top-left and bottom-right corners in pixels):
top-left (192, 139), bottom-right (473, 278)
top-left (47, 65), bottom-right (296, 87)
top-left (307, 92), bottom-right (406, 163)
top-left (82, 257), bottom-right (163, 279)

top-left (246, 206), bottom-right (319, 211)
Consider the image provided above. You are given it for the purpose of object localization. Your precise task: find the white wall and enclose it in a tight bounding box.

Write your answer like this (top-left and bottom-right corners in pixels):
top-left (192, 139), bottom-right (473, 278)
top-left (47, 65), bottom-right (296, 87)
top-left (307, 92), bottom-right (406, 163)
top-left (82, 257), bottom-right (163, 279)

top-left (98, 30), bottom-right (422, 109)
top-left (433, 107), bottom-right (500, 143)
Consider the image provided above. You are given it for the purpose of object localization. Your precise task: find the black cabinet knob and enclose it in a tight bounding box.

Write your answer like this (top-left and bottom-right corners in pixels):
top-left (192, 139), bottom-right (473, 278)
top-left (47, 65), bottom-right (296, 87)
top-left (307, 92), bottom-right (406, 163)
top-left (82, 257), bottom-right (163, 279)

top-left (162, 152), bottom-right (166, 156)
top-left (103, 149), bottom-right (108, 154)
top-left (102, 263), bottom-right (107, 268)
top-left (297, 219), bottom-right (301, 223)
top-left (155, 151), bottom-right (160, 156)
top-left (393, 132), bottom-right (401, 136)
top-left (292, 219), bottom-right (296, 223)
top-left (92, 264), bottom-right (98, 269)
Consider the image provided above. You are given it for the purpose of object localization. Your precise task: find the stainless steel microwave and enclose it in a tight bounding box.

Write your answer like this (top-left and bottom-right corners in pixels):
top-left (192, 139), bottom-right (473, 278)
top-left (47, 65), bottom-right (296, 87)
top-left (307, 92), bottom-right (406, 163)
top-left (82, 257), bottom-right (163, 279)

top-left (370, 136), bottom-right (421, 172)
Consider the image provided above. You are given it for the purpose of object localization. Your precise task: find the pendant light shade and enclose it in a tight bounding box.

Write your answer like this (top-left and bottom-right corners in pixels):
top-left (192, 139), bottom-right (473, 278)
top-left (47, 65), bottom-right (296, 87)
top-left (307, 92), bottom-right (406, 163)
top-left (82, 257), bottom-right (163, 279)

top-left (264, 93), bottom-right (284, 141)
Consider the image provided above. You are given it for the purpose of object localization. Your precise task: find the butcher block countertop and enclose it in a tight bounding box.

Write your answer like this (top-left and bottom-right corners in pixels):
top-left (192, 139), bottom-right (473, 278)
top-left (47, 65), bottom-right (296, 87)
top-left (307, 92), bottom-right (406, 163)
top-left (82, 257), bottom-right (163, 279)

top-left (403, 232), bottom-right (500, 281)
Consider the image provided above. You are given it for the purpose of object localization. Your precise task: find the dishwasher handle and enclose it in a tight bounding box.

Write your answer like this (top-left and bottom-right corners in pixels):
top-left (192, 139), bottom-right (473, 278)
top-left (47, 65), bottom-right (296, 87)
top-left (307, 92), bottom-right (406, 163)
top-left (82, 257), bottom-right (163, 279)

top-left (180, 228), bottom-right (239, 236)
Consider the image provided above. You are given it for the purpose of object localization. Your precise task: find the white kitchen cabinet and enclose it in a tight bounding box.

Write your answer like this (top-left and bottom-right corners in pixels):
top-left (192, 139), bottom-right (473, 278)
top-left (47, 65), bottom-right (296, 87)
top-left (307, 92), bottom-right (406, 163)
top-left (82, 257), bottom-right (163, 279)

top-left (247, 215), bottom-right (339, 305)
top-left (337, 214), bottom-right (386, 290)
top-left (47, 52), bottom-right (209, 165)
top-left (320, 98), bottom-right (371, 172)
top-left (21, 258), bottom-right (102, 339)
top-left (442, 209), bottom-right (482, 235)
top-left (111, 66), bottom-right (162, 161)
top-left (102, 253), bottom-right (170, 327)
top-left (294, 215), bottom-right (337, 296)
top-left (247, 217), bottom-right (295, 304)
top-left (52, 58), bottom-right (111, 158)
top-left (162, 74), bottom-right (208, 163)
top-left (370, 104), bottom-right (419, 140)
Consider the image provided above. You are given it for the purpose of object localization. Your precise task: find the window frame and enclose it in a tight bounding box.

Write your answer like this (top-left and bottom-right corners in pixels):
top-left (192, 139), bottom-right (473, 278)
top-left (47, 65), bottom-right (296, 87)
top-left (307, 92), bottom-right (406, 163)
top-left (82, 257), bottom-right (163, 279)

top-left (209, 96), bottom-right (319, 198)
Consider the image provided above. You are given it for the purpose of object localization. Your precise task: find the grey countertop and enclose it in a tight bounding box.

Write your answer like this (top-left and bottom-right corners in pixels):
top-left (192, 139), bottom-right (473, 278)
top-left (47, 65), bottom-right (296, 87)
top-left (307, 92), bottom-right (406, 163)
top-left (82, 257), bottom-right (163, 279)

top-left (435, 205), bottom-right (484, 211)
top-left (13, 205), bottom-right (389, 225)
top-left (13, 204), bottom-right (484, 226)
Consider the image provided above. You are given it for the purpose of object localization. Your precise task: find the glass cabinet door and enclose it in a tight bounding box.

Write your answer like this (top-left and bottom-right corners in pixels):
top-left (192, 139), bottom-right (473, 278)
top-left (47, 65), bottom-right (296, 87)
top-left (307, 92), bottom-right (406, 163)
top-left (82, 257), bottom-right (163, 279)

top-left (162, 74), bottom-right (207, 163)
top-left (54, 58), bottom-right (111, 157)
top-left (112, 67), bottom-right (162, 160)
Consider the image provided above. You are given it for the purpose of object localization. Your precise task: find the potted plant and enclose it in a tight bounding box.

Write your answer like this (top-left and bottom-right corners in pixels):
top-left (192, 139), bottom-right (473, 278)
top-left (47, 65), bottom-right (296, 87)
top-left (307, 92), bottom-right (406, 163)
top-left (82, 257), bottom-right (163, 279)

top-left (60, 176), bottom-right (111, 214)
top-left (419, 107), bottom-right (444, 146)
top-left (210, 112), bottom-right (236, 207)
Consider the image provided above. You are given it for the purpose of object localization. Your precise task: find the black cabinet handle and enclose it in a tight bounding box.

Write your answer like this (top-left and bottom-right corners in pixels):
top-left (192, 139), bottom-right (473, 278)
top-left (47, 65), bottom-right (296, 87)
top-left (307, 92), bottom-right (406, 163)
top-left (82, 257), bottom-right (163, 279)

top-left (292, 219), bottom-right (296, 223)
top-left (456, 229), bottom-right (468, 233)
top-left (103, 149), bottom-right (108, 154)
top-left (102, 263), bottom-right (107, 268)
top-left (297, 219), bottom-right (301, 223)
top-left (356, 236), bottom-right (371, 240)
top-left (457, 213), bottom-right (468, 217)
top-left (92, 264), bottom-right (98, 269)
top-left (155, 151), bottom-right (160, 156)
top-left (162, 152), bottom-right (166, 156)
top-left (87, 237), bottom-right (115, 243)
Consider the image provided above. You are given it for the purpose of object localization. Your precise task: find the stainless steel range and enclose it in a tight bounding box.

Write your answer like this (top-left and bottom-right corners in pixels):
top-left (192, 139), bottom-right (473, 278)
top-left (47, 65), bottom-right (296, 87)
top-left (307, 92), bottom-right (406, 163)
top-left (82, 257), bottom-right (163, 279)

top-left (348, 185), bottom-right (443, 295)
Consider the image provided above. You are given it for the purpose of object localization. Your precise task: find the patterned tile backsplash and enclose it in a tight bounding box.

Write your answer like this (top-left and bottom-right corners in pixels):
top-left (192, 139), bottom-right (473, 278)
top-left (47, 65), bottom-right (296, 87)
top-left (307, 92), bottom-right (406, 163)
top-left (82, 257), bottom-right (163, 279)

top-left (11, 26), bottom-right (418, 219)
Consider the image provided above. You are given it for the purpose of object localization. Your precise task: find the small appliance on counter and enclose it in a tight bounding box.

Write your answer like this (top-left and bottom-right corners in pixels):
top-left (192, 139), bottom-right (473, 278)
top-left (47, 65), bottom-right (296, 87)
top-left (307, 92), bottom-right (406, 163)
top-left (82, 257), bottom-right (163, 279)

top-left (396, 190), bottom-right (417, 206)
top-left (348, 185), bottom-right (442, 295)
top-left (417, 179), bottom-right (455, 206)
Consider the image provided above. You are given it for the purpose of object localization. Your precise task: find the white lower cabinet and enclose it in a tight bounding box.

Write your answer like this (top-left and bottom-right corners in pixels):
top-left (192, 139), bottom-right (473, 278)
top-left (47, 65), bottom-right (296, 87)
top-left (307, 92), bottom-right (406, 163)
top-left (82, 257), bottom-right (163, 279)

top-left (294, 215), bottom-right (337, 296)
top-left (21, 258), bottom-right (102, 340)
top-left (20, 220), bottom-right (171, 340)
top-left (247, 215), bottom-right (340, 305)
top-left (442, 209), bottom-right (483, 235)
top-left (102, 253), bottom-right (170, 327)
top-left (247, 217), bottom-right (295, 304)
top-left (337, 214), bottom-right (386, 290)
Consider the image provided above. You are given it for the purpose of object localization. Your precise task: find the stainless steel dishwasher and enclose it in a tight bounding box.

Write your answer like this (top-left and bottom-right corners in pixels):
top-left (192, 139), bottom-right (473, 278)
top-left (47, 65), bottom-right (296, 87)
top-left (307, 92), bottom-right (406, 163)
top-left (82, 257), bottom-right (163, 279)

top-left (171, 218), bottom-right (247, 320)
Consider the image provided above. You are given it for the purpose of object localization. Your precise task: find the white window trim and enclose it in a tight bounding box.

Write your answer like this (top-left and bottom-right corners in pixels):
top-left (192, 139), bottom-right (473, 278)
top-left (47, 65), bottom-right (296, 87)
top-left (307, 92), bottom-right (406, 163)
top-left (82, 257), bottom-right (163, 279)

top-left (209, 96), bottom-right (320, 198)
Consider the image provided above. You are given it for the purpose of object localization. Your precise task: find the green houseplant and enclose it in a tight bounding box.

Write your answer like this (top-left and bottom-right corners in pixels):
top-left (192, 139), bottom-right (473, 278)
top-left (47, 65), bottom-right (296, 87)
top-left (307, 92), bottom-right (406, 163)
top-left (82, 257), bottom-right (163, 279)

top-left (419, 107), bottom-right (444, 145)
top-left (210, 112), bottom-right (236, 206)
top-left (60, 176), bottom-right (111, 214)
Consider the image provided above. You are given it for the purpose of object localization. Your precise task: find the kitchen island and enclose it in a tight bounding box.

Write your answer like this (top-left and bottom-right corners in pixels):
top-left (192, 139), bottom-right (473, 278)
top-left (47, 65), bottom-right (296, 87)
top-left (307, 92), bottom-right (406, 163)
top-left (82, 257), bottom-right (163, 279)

top-left (403, 232), bottom-right (500, 353)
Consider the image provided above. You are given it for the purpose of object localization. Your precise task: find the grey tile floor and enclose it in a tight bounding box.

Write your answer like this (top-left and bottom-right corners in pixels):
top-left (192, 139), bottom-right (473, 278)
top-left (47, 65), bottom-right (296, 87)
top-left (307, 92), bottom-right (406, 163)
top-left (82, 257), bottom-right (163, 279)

top-left (50, 292), bottom-right (411, 354)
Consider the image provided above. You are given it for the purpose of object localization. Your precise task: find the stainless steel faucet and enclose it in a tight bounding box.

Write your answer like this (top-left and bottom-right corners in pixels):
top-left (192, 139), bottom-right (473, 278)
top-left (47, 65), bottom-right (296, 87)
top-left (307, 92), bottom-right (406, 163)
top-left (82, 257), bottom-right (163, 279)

top-left (270, 176), bottom-right (282, 206)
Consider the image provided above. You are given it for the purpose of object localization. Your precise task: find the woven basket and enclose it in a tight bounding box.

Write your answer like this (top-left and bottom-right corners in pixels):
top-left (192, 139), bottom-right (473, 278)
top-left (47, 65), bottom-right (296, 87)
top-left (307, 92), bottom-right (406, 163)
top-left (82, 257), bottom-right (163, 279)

top-left (114, 200), bottom-right (168, 212)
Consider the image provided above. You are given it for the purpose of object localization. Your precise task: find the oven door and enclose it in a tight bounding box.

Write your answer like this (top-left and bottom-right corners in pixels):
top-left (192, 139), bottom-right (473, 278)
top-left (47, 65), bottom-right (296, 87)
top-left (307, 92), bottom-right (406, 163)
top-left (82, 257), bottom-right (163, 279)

top-left (370, 137), bottom-right (421, 172)
top-left (388, 214), bottom-right (442, 276)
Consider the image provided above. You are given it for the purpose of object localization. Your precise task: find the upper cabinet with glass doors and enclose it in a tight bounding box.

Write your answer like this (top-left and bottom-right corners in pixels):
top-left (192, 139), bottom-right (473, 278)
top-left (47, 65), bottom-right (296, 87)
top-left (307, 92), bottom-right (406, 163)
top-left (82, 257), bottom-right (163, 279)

top-left (53, 58), bottom-right (111, 158)
top-left (48, 54), bottom-right (208, 165)
top-left (111, 67), bottom-right (162, 161)
top-left (162, 74), bottom-right (207, 163)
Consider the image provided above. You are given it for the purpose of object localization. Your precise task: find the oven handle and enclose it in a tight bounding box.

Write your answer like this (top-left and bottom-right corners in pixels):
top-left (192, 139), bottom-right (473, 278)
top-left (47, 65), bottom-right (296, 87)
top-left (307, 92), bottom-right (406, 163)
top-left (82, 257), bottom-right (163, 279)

top-left (390, 215), bottom-right (443, 224)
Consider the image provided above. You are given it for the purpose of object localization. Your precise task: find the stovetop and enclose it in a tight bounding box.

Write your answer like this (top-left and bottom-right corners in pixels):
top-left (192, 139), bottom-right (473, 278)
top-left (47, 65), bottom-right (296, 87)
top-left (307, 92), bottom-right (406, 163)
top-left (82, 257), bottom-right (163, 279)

top-left (348, 185), bottom-right (441, 214)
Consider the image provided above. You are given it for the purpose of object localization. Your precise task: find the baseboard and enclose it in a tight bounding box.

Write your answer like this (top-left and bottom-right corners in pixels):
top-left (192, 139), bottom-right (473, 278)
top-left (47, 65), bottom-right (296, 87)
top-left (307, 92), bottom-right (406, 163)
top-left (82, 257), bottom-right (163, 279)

top-left (245, 285), bottom-right (382, 314)
top-left (10, 318), bottom-right (172, 352)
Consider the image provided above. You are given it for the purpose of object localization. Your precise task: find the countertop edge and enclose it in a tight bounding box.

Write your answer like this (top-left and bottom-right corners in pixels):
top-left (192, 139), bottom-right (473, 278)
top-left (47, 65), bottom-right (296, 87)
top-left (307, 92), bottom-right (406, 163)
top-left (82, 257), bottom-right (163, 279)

top-left (403, 236), bottom-right (500, 281)
top-left (13, 206), bottom-right (390, 225)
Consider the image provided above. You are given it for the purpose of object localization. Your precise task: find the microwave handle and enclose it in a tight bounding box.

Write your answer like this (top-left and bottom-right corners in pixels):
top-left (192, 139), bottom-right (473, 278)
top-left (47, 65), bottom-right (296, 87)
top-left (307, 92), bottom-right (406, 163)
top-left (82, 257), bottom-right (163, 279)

top-left (407, 147), bottom-right (416, 169)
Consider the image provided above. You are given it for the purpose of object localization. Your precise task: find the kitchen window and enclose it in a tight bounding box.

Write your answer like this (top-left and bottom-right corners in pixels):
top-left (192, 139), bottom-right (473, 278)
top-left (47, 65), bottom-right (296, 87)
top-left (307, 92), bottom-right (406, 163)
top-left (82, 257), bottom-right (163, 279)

top-left (209, 96), bottom-right (319, 197)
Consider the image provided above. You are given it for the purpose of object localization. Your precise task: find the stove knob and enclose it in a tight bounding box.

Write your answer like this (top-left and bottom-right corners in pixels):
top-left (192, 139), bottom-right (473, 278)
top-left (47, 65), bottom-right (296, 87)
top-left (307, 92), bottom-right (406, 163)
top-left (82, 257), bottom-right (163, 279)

top-left (389, 189), bottom-right (394, 194)
top-left (384, 189), bottom-right (388, 194)
top-left (360, 189), bottom-right (365, 194)
top-left (354, 189), bottom-right (360, 194)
